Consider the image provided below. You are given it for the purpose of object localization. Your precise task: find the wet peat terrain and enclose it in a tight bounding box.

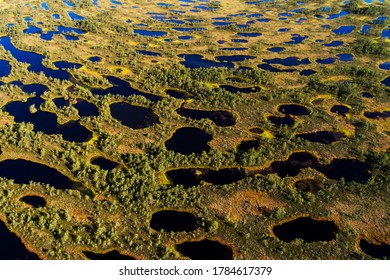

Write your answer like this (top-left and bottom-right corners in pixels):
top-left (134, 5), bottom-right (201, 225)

top-left (0, 0), bottom-right (388, 260)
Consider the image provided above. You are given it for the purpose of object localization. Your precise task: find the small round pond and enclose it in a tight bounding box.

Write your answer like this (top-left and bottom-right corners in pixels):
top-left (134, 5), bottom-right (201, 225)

top-left (331, 105), bottom-right (350, 116)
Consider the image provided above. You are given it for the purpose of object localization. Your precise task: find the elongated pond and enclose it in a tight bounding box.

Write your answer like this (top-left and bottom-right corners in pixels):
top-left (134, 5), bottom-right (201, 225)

top-left (20, 196), bottom-right (46, 208)
top-left (359, 239), bottom-right (390, 259)
top-left (0, 219), bottom-right (40, 260)
top-left (166, 168), bottom-right (246, 188)
top-left (83, 250), bottom-right (135, 260)
top-left (150, 210), bottom-right (199, 232)
top-left (176, 107), bottom-right (236, 127)
top-left (0, 159), bottom-right (76, 190)
top-left (272, 217), bottom-right (339, 242)
top-left (176, 239), bottom-right (233, 260)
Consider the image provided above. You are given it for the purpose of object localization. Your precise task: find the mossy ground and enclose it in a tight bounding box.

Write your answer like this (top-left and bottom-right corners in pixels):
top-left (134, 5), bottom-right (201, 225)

top-left (0, 0), bottom-right (388, 259)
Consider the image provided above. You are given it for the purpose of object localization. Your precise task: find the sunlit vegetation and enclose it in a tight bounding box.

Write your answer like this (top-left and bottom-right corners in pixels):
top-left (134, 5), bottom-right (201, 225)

top-left (0, 0), bottom-right (388, 260)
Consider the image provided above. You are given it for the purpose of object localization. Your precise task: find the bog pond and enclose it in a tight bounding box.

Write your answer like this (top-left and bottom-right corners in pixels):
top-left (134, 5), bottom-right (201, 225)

top-left (0, 0), bottom-right (388, 261)
top-left (0, 220), bottom-right (39, 260)
top-left (272, 217), bottom-right (339, 242)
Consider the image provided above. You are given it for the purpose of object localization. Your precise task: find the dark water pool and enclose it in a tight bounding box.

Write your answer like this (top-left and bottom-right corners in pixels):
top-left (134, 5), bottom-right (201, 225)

top-left (300, 69), bottom-right (316, 76)
top-left (4, 83), bottom-right (92, 142)
top-left (91, 157), bottom-right (118, 170)
top-left (91, 76), bottom-right (162, 102)
top-left (110, 102), bottom-right (160, 129)
top-left (316, 57), bottom-right (336, 65)
top-left (263, 57), bottom-right (310, 67)
top-left (88, 56), bottom-right (102, 63)
top-left (382, 76), bottom-right (390, 87)
top-left (134, 29), bottom-right (167, 37)
top-left (166, 168), bottom-right (245, 188)
top-left (164, 127), bottom-right (212, 155)
top-left (150, 210), bottom-right (198, 232)
top-left (332, 26), bottom-right (355, 35)
top-left (331, 105), bottom-right (350, 116)
top-left (257, 152), bottom-right (371, 183)
top-left (267, 47), bottom-right (285, 53)
top-left (0, 219), bottom-right (40, 259)
top-left (179, 54), bottom-right (234, 69)
top-left (273, 217), bottom-right (339, 242)
top-left (176, 239), bottom-right (233, 260)
top-left (54, 98), bottom-right (99, 118)
top-left (0, 159), bottom-right (77, 190)
top-left (359, 239), bottom-right (390, 259)
top-left (0, 36), bottom-right (76, 81)
top-left (278, 104), bottom-right (311, 116)
top-left (297, 131), bottom-right (345, 144)
top-left (136, 50), bottom-right (162, 57)
top-left (166, 89), bottom-right (188, 99)
top-left (0, 60), bottom-right (11, 78)
top-left (267, 116), bottom-right (295, 127)
top-left (364, 111), bottom-right (390, 119)
top-left (20, 196), bottom-right (46, 208)
top-left (176, 107), bottom-right (236, 127)
top-left (220, 85), bottom-right (260, 94)
top-left (237, 140), bottom-right (259, 151)
top-left (83, 250), bottom-right (135, 260)
top-left (379, 62), bottom-right (390, 70)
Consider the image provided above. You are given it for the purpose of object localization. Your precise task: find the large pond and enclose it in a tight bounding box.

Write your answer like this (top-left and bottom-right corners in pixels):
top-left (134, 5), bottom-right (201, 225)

top-left (150, 210), bottom-right (199, 232)
top-left (164, 127), bottom-right (212, 155)
top-left (272, 217), bottom-right (339, 242)
top-left (359, 239), bottom-right (390, 259)
top-left (0, 159), bottom-right (77, 190)
top-left (0, 60), bottom-right (11, 78)
top-left (220, 85), bottom-right (261, 94)
top-left (0, 219), bottom-right (40, 259)
top-left (278, 104), bottom-right (311, 116)
top-left (179, 54), bottom-right (234, 69)
top-left (54, 98), bottom-right (99, 118)
top-left (110, 102), bottom-right (160, 129)
top-left (257, 152), bottom-right (371, 183)
top-left (175, 239), bottom-right (233, 260)
top-left (3, 83), bottom-right (92, 142)
top-left (0, 36), bottom-right (76, 81)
